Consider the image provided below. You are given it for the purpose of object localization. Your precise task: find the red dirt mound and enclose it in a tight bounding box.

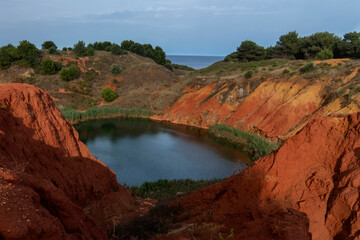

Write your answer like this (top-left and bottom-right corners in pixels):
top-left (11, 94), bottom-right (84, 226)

top-left (0, 84), bottom-right (151, 239)
top-left (173, 113), bottom-right (360, 240)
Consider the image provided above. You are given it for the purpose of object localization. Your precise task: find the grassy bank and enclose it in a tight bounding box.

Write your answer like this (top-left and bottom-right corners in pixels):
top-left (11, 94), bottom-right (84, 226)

top-left (130, 178), bottom-right (222, 201)
top-left (208, 124), bottom-right (280, 162)
top-left (61, 106), bottom-right (153, 124)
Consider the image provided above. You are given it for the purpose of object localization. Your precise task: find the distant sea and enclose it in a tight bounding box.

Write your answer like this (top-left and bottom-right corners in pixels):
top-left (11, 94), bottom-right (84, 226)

top-left (167, 55), bottom-right (225, 70)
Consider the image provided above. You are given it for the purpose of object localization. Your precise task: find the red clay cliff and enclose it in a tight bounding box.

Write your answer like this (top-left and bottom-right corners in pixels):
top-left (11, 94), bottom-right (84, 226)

top-left (0, 84), bottom-right (152, 239)
top-left (2, 83), bottom-right (360, 240)
top-left (168, 112), bottom-right (360, 240)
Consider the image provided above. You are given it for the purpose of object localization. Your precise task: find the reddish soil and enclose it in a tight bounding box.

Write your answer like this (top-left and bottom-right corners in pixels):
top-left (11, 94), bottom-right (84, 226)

top-left (49, 56), bottom-right (100, 72)
top-left (155, 62), bottom-right (360, 140)
top-left (0, 84), bottom-right (153, 239)
top-left (167, 112), bottom-right (360, 240)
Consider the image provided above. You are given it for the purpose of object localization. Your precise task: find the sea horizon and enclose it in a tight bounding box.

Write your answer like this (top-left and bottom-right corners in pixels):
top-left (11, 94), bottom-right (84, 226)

top-left (167, 54), bottom-right (225, 69)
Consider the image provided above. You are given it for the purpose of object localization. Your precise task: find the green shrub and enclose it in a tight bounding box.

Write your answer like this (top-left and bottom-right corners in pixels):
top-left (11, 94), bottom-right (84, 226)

top-left (60, 64), bottom-right (79, 81)
top-left (153, 46), bottom-right (166, 65)
top-left (101, 87), bottom-right (117, 102)
top-left (92, 41), bottom-right (113, 51)
top-left (60, 69), bottom-right (71, 81)
top-left (121, 40), bottom-right (135, 51)
top-left (54, 61), bottom-right (62, 71)
top-left (41, 41), bottom-right (57, 50)
top-left (299, 62), bottom-right (314, 73)
top-left (16, 40), bottom-right (40, 68)
top-left (110, 64), bottom-right (122, 74)
top-left (41, 57), bottom-right (56, 75)
top-left (237, 40), bottom-right (265, 61)
top-left (62, 47), bottom-right (68, 51)
top-left (73, 40), bottom-right (87, 57)
top-left (0, 44), bottom-right (17, 69)
top-left (87, 47), bottom-right (95, 56)
top-left (245, 70), bottom-right (253, 78)
top-left (164, 63), bottom-right (173, 71)
top-left (48, 46), bottom-right (59, 55)
top-left (129, 43), bottom-right (145, 56)
top-left (316, 48), bottom-right (333, 60)
top-left (111, 44), bottom-right (123, 55)
top-left (68, 64), bottom-right (79, 77)
top-left (283, 69), bottom-right (290, 74)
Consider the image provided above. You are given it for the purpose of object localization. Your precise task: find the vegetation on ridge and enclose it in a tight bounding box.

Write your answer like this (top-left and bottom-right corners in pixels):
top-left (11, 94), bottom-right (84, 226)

top-left (61, 106), bottom-right (153, 123)
top-left (209, 124), bottom-right (280, 162)
top-left (0, 39), bottom-right (194, 71)
top-left (130, 178), bottom-right (222, 201)
top-left (225, 31), bottom-right (360, 62)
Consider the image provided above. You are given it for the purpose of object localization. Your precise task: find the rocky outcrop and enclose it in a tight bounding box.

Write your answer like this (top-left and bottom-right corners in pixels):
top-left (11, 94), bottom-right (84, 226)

top-left (171, 112), bottom-right (360, 240)
top-left (0, 84), bottom-right (152, 239)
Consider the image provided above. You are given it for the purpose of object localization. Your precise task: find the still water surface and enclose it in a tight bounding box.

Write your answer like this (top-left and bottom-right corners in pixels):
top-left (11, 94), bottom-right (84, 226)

top-left (75, 119), bottom-right (249, 186)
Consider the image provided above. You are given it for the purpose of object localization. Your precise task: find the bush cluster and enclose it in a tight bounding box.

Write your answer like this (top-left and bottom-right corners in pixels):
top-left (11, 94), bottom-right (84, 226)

top-left (110, 64), bottom-right (122, 74)
top-left (0, 41), bottom-right (40, 69)
top-left (111, 44), bottom-right (124, 55)
top-left (245, 70), bottom-right (253, 78)
top-left (316, 48), bottom-right (334, 60)
top-left (41, 57), bottom-right (56, 75)
top-left (299, 62), bottom-right (314, 73)
top-left (60, 64), bottom-right (79, 81)
top-left (101, 87), bottom-right (117, 102)
top-left (73, 41), bottom-right (95, 57)
top-left (41, 41), bottom-right (57, 50)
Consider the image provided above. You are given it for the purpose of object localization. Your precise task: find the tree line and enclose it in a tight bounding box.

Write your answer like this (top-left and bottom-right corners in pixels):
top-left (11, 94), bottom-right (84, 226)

top-left (0, 39), bottom-right (172, 70)
top-left (225, 31), bottom-right (360, 62)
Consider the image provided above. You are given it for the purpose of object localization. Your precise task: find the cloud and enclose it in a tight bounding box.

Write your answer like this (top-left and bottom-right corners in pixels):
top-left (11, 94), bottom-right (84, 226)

top-left (1, 0), bottom-right (360, 55)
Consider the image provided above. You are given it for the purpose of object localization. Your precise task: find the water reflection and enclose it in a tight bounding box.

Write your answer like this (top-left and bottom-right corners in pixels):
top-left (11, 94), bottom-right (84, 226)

top-left (75, 118), bottom-right (249, 186)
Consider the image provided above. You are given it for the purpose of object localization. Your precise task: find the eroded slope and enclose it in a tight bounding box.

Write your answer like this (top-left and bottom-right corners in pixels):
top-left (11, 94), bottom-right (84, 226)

top-left (167, 112), bottom-right (360, 240)
top-left (153, 59), bottom-right (360, 140)
top-left (0, 84), bottom-right (152, 239)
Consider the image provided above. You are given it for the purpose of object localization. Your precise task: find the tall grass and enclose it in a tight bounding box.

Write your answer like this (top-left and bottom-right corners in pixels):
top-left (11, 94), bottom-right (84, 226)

top-left (61, 106), bottom-right (153, 124)
top-left (130, 178), bottom-right (222, 201)
top-left (208, 124), bottom-right (279, 162)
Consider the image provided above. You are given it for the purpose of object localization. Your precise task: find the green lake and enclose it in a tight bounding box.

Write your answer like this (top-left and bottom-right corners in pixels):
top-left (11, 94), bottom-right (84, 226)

top-left (75, 119), bottom-right (249, 186)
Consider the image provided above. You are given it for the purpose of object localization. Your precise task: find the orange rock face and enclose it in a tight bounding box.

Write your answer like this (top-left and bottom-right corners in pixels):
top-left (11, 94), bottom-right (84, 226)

top-left (0, 84), bottom-right (151, 239)
top-left (154, 63), bottom-right (360, 141)
top-left (174, 113), bottom-right (360, 240)
top-left (155, 79), bottom-right (322, 139)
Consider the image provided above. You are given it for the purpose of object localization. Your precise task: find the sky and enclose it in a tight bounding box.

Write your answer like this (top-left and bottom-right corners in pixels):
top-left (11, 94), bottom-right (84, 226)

top-left (0, 0), bottom-right (360, 56)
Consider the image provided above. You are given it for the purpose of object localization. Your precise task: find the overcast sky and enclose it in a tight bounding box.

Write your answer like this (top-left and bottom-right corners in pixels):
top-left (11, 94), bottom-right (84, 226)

top-left (1, 0), bottom-right (359, 55)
